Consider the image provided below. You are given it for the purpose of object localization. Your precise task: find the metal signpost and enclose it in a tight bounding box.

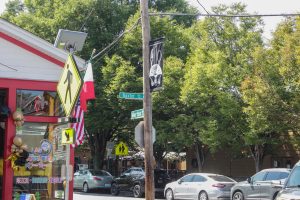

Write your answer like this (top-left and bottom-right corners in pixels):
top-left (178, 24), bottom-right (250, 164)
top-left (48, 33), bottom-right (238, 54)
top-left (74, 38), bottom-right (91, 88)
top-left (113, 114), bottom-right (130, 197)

top-left (55, 29), bottom-right (86, 200)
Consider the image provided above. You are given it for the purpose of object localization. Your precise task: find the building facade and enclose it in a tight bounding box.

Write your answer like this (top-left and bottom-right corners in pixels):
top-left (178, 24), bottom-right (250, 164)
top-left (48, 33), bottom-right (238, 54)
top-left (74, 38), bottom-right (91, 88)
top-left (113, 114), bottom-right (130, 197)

top-left (0, 19), bottom-right (85, 200)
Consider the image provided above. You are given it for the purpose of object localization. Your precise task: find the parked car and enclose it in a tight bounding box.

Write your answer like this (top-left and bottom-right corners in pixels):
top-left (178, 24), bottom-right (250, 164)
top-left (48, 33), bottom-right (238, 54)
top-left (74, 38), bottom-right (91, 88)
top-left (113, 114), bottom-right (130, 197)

top-left (111, 167), bottom-right (171, 198)
top-left (231, 168), bottom-right (291, 200)
top-left (73, 169), bottom-right (113, 192)
top-left (276, 161), bottom-right (300, 200)
top-left (164, 173), bottom-right (236, 200)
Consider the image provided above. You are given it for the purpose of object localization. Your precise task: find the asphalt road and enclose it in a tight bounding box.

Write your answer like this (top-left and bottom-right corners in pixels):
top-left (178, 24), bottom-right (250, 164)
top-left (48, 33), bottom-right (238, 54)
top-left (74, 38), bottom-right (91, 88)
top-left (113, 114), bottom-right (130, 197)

top-left (73, 191), bottom-right (165, 200)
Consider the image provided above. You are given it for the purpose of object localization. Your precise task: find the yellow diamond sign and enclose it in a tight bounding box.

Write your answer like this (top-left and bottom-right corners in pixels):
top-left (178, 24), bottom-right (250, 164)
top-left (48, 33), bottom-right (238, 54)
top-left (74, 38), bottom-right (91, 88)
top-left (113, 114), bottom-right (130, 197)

top-left (115, 142), bottom-right (128, 156)
top-left (57, 54), bottom-right (83, 116)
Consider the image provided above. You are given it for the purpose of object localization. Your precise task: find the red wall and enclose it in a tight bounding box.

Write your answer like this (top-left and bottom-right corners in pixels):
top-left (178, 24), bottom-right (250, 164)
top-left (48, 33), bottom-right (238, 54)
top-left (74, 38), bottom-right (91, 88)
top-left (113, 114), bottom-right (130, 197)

top-left (0, 78), bottom-right (75, 200)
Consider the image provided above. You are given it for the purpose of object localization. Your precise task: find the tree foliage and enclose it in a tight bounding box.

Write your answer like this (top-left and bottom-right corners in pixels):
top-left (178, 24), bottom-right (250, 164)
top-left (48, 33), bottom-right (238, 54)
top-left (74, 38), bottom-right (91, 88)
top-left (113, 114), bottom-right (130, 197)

top-left (3, 0), bottom-right (300, 172)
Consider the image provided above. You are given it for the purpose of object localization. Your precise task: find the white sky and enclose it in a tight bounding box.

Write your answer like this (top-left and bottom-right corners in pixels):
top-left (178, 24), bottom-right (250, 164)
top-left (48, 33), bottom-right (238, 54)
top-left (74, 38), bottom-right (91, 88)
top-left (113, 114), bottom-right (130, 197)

top-left (0, 0), bottom-right (299, 39)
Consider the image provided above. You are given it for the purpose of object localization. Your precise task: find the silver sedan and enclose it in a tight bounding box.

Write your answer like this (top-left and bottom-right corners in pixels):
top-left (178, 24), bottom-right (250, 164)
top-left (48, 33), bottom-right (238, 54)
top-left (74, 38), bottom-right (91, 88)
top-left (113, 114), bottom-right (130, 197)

top-left (164, 173), bottom-right (236, 200)
top-left (73, 169), bottom-right (113, 193)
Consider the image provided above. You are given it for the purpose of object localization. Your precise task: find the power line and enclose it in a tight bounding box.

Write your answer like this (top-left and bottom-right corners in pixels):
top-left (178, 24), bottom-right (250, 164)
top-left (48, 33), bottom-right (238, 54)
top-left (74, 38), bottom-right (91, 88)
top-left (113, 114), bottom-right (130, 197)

top-left (196, 0), bottom-right (210, 15)
top-left (90, 10), bottom-right (300, 64)
top-left (149, 12), bottom-right (300, 18)
top-left (79, 8), bottom-right (95, 32)
top-left (91, 17), bottom-right (141, 61)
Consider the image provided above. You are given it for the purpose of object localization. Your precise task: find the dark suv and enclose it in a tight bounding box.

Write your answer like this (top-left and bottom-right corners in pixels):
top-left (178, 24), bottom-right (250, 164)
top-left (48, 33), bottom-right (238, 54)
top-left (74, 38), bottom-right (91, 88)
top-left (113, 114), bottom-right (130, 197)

top-left (111, 168), bottom-right (171, 198)
top-left (275, 161), bottom-right (300, 200)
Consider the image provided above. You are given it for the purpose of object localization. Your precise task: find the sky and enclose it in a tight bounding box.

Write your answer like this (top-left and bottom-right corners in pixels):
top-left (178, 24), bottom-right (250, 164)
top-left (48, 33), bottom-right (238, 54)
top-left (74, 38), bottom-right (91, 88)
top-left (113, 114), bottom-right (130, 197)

top-left (0, 0), bottom-right (299, 39)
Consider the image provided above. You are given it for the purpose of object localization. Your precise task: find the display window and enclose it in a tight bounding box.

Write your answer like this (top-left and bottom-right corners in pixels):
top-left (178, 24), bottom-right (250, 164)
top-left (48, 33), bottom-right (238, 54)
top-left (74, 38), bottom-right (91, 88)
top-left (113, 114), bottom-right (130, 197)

top-left (16, 90), bottom-right (63, 117)
top-left (11, 122), bottom-right (69, 200)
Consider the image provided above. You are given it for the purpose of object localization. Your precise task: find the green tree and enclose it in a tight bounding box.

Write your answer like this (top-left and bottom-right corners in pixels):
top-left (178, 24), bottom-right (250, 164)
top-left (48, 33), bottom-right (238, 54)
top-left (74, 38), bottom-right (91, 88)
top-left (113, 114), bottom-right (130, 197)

top-left (85, 55), bottom-right (141, 169)
top-left (181, 3), bottom-right (264, 171)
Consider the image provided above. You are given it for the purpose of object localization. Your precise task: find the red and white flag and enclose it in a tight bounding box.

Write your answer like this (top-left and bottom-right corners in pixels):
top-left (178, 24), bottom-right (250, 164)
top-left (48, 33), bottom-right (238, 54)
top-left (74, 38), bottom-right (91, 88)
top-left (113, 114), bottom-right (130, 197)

top-left (72, 99), bottom-right (84, 147)
top-left (80, 62), bottom-right (95, 111)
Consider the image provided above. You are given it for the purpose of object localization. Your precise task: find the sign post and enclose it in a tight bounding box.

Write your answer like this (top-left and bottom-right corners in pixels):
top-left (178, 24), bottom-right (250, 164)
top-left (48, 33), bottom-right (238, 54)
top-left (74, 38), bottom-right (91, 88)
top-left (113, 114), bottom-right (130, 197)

top-left (140, 0), bottom-right (155, 199)
top-left (57, 53), bottom-right (83, 200)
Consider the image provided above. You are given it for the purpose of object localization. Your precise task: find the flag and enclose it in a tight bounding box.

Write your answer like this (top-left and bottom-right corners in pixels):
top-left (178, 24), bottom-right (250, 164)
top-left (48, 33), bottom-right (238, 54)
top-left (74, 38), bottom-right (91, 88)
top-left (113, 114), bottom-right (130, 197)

top-left (80, 62), bottom-right (95, 111)
top-left (72, 99), bottom-right (84, 147)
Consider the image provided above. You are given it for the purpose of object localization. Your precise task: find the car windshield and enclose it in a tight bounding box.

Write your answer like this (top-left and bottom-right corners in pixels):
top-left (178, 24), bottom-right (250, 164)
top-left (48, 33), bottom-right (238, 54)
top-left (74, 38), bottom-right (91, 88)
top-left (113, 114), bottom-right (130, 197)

top-left (90, 170), bottom-right (111, 176)
top-left (286, 166), bottom-right (300, 188)
top-left (208, 175), bottom-right (234, 182)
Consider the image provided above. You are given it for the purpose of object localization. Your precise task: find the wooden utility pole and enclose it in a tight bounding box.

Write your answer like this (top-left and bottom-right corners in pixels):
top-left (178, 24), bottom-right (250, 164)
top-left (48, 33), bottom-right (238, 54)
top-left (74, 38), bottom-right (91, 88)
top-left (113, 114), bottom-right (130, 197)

top-left (140, 0), bottom-right (154, 200)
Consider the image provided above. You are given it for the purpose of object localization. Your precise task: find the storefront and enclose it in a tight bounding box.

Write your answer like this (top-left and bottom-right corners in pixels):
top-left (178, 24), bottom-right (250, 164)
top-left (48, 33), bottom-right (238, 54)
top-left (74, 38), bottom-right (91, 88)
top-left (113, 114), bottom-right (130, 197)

top-left (0, 19), bottom-right (85, 200)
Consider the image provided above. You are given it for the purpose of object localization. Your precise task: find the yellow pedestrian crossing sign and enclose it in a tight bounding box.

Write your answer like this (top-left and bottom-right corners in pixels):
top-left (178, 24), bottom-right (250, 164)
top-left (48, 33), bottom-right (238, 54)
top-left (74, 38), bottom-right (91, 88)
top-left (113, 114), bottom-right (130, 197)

top-left (115, 142), bottom-right (128, 156)
top-left (62, 128), bottom-right (75, 144)
top-left (57, 54), bottom-right (83, 116)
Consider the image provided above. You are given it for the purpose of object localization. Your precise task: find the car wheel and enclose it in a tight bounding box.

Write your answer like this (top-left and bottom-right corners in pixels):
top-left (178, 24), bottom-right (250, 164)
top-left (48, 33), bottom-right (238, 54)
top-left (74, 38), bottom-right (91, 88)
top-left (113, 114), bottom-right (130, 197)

top-left (233, 191), bottom-right (244, 200)
top-left (111, 183), bottom-right (119, 196)
top-left (199, 191), bottom-right (208, 200)
top-left (165, 189), bottom-right (174, 200)
top-left (133, 184), bottom-right (143, 198)
top-left (83, 183), bottom-right (89, 193)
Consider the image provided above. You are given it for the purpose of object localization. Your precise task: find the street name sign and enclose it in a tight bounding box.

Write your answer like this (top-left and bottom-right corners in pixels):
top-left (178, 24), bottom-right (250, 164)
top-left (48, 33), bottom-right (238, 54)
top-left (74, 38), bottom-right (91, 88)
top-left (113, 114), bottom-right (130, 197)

top-left (119, 92), bottom-right (144, 100)
top-left (131, 109), bottom-right (144, 120)
top-left (135, 121), bottom-right (156, 148)
top-left (57, 54), bottom-right (83, 116)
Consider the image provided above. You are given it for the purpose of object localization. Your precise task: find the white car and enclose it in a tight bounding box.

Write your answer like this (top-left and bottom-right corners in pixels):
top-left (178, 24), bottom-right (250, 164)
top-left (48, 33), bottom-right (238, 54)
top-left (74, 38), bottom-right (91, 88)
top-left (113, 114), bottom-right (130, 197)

top-left (164, 173), bottom-right (236, 200)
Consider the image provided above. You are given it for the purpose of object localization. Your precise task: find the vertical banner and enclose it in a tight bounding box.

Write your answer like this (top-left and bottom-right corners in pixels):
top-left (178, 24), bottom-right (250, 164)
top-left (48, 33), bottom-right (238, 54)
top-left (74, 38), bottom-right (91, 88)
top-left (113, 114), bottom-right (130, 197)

top-left (149, 38), bottom-right (164, 92)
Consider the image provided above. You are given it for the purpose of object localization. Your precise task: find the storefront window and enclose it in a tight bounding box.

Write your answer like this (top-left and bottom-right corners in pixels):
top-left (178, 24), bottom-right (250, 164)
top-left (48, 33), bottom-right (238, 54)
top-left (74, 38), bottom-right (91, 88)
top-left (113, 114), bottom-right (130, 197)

top-left (16, 90), bottom-right (64, 116)
top-left (13, 122), bottom-right (69, 200)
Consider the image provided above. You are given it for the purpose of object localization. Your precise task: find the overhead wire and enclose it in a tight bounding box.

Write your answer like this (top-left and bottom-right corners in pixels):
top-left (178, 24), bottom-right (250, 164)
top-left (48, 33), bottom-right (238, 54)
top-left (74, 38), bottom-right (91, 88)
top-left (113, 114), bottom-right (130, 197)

top-left (91, 17), bottom-right (141, 63)
top-left (0, 62), bottom-right (18, 71)
top-left (79, 8), bottom-right (95, 32)
top-left (149, 12), bottom-right (300, 18)
top-left (90, 7), bottom-right (300, 64)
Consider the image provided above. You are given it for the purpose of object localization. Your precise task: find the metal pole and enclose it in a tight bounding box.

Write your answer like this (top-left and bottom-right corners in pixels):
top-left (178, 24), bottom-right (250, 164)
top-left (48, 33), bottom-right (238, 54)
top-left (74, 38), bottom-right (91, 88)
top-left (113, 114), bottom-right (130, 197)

top-left (140, 0), bottom-right (154, 200)
top-left (65, 144), bottom-right (70, 200)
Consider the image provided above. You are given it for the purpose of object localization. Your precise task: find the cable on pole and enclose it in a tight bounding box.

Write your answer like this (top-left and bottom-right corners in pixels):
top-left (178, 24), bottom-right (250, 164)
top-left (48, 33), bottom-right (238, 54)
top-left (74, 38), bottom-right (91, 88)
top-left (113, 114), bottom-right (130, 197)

top-left (91, 17), bottom-right (141, 61)
top-left (149, 12), bottom-right (300, 18)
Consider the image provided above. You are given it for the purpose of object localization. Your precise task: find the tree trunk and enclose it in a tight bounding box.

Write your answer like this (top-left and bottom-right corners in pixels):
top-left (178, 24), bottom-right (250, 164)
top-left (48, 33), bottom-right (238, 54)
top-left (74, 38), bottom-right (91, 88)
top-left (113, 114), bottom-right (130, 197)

top-left (93, 133), bottom-right (107, 170)
top-left (195, 142), bottom-right (206, 172)
top-left (87, 130), bottom-right (112, 170)
top-left (249, 144), bottom-right (265, 172)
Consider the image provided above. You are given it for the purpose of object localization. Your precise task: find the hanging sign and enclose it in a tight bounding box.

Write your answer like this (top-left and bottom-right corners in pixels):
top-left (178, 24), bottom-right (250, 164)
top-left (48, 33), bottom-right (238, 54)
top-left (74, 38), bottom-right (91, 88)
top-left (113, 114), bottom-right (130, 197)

top-left (149, 38), bottom-right (164, 92)
top-left (61, 128), bottom-right (75, 144)
top-left (57, 54), bottom-right (83, 116)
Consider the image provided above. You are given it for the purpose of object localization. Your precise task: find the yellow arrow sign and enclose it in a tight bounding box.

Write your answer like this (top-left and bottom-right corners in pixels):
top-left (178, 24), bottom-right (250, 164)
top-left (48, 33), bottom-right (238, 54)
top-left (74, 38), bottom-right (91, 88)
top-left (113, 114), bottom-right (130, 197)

top-left (57, 54), bottom-right (83, 116)
top-left (115, 142), bottom-right (128, 156)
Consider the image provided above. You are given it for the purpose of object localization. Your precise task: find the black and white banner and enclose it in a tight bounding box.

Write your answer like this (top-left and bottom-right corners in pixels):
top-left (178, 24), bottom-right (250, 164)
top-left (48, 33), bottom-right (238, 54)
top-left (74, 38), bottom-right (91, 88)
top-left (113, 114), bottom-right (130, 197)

top-left (149, 38), bottom-right (164, 92)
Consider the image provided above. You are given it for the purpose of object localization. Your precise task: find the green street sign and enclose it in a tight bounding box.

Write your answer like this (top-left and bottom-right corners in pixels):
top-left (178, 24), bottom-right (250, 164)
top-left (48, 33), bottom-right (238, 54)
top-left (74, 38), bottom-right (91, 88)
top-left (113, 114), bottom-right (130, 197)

top-left (131, 109), bottom-right (144, 120)
top-left (119, 92), bottom-right (144, 100)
